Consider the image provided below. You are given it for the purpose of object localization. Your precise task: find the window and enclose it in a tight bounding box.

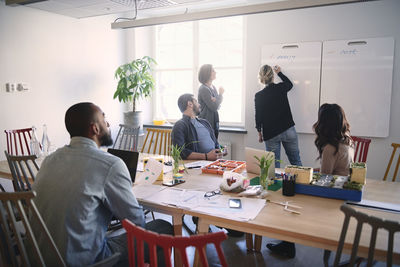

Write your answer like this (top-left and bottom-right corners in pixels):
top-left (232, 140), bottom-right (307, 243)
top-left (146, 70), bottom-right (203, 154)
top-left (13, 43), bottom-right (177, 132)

top-left (154, 16), bottom-right (244, 126)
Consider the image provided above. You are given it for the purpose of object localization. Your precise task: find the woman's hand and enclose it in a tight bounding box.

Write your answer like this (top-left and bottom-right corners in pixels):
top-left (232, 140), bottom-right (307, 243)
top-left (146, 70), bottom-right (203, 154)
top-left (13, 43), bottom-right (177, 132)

top-left (273, 65), bottom-right (281, 74)
top-left (258, 132), bottom-right (263, 143)
top-left (211, 96), bottom-right (216, 102)
top-left (218, 86), bottom-right (225, 95)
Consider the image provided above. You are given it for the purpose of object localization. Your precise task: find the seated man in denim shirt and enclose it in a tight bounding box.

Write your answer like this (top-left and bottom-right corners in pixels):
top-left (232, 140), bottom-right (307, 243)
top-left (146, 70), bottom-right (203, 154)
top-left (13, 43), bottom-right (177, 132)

top-left (32, 102), bottom-right (173, 266)
top-left (171, 93), bottom-right (226, 161)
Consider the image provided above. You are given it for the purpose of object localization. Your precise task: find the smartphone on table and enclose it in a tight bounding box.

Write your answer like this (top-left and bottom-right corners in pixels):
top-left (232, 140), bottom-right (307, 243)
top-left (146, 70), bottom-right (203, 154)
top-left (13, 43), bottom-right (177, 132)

top-left (229, 198), bottom-right (242, 209)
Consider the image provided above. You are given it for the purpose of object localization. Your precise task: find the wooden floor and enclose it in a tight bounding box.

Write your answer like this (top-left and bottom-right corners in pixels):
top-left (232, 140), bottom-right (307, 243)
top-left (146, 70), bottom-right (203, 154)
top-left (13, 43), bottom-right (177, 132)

top-left (0, 177), bottom-right (393, 267)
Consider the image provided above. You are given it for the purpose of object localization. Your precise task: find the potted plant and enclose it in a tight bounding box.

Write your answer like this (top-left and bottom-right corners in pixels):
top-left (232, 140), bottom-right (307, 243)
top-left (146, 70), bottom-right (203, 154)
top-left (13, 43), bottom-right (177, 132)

top-left (170, 144), bottom-right (186, 179)
top-left (254, 154), bottom-right (275, 190)
top-left (114, 56), bottom-right (157, 129)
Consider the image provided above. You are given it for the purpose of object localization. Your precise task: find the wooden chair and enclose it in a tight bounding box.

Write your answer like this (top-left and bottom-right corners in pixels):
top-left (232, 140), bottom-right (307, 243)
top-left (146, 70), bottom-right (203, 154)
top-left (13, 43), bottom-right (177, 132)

top-left (141, 128), bottom-right (172, 156)
top-left (0, 191), bottom-right (66, 266)
top-left (122, 219), bottom-right (228, 267)
top-left (383, 143), bottom-right (400, 182)
top-left (113, 124), bottom-right (140, 151)
top-left (0, 191), bottom-right (121, 267)
top-left (334, 204), bottom-right (400, 267)
top-left (351, 136), bottom-right (371, 163)
top-left (4, 151), bottom-right (39, 192)
top-left (4, 127), bottom-right (33, 156)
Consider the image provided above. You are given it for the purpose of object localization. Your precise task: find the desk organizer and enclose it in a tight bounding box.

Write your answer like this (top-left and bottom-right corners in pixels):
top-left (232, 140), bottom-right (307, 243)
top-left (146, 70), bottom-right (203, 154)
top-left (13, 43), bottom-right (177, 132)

top-left (201, 159), bottom-right (246, 175)
top-left (284, 165), bottom-right (313, 184)
top-left (295, 174), bottom-right (363, 201)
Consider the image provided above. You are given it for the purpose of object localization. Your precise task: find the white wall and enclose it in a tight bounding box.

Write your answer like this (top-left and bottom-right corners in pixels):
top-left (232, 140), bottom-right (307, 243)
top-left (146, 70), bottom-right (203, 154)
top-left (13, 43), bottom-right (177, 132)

top-left (0, 2), bottom-right (128, 159)
top-left (243, 0), bottom-right (400, 180)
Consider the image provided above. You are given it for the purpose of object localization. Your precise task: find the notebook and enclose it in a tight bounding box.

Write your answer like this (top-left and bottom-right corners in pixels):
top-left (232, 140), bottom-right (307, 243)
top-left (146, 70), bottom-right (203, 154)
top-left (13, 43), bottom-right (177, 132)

top-left (107, 148), bottom-right (139, 182)
top-left (245, 147), bottom-right (275, 177)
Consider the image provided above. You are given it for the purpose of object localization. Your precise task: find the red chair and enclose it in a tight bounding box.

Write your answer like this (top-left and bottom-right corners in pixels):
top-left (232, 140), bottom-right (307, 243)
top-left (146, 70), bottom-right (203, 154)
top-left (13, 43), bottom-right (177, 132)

top-left (122, 219), bottom-right (228, 267)
top-left (4, 128), bottom-right (33, 156)
top-left (351, 136), bottom-right (371, 163)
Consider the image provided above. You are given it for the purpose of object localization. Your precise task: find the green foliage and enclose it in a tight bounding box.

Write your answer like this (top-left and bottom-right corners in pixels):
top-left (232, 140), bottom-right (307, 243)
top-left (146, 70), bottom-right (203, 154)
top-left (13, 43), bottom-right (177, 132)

top-left (254, 154), bottom-right (275, 189)
top-left (351, 162), bottom-right (366, 168)
top-left (113, 56), bottom-right (157, 112)
top-left (170, 144), bottom-right (186, 173)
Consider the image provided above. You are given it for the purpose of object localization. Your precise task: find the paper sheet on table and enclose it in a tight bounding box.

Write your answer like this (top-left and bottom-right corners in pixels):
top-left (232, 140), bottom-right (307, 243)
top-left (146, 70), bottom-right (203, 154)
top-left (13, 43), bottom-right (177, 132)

top-left (142, 188), bottom-right (266, 221)
top-left (132, 184), bottom-right (165, 200)
top-left (185, 161), bottom-right (212, 168)
top-left (135, 158), bottom-right (163, 185)
top-left (347, 199), bottom-right (400, 213)
top-left (194, 195), bottom-right (266, 221)
top-left (137, 161), bottom-right (173, 174)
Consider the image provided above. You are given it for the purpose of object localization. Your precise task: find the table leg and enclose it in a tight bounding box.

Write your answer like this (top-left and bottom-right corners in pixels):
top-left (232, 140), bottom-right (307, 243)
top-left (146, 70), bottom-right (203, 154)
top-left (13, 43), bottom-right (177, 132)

top-left (254, 235), bottom-right (262, 252)
top-left (246, 233), bottom-right (254, 251)
top-left (193, 217), bottom-right (209, 267)
top-left (173, 214), bottom-right (183, 267)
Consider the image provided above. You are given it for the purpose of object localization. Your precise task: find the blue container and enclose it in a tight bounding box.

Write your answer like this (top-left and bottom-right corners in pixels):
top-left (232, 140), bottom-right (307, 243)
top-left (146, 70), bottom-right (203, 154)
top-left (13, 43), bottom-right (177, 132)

top-left (295, 183), bottom-right (362, 202)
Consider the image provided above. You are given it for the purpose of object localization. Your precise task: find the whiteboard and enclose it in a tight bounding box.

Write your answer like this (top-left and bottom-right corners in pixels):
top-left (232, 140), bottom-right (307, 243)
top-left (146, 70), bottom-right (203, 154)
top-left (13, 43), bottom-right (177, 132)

top-left (261, 42), bottom-right (321, 134)
top-left (320, 37), bottom-right (394, 137)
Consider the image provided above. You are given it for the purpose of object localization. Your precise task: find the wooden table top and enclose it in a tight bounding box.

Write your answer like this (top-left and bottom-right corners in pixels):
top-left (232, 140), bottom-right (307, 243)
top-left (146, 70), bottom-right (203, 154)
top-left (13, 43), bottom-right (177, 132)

top-left (145, 166), bottom-right (400, 264)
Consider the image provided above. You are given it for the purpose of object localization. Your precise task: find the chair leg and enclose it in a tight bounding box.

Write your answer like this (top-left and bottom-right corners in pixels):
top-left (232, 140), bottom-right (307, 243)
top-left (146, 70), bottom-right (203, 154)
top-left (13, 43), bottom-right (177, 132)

top-left (151, 211), bottom-right (155, 220)
top-left (323, 249), bottom-right (331, 267)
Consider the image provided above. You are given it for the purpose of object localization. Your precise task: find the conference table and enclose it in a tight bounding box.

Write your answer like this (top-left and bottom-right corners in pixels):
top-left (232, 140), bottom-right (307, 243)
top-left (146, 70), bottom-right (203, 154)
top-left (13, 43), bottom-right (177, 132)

top-left (138, 159), bottom-right (400, 265)
top-left (1, 155), bottom-right (399, 265)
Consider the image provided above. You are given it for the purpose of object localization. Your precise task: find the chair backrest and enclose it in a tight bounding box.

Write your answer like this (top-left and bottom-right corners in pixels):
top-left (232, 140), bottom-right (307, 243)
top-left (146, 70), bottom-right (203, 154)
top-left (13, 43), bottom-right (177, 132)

top-left (0, 191), bottom-right (66, 267)
top-left (383, 143), bottom-right (400, 182)
top-left (4, 151), bottom-right (39, 192)
top-left (122, 219), bottom-right (228, 267)
top-left (140, 128), bottom-right (172, 156)
top-left (351, 136), bottom-right (371, 163)
top-left (113, 124), bottom-right (140, 151)
top-left (4, 128), bottom-right (33, 156)
top-left (334, 204), bottom-right (400, 267)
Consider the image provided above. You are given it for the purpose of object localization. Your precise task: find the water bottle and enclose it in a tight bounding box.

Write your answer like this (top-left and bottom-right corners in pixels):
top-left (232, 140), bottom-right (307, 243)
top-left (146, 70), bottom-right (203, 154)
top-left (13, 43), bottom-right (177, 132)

top-left (41, 124), bottom-right (51, 156)
top-left (30, 126), bottom-right (42, 157)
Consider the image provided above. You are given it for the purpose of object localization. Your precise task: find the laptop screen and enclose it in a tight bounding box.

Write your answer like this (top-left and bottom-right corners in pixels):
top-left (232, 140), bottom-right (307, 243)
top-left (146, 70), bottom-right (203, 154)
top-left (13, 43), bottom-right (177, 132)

top-left (107, 148), bottom-right (139, 183)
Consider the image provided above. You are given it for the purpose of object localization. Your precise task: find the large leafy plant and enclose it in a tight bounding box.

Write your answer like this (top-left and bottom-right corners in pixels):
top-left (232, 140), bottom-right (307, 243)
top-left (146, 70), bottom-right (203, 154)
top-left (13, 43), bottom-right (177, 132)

top-left (114, 56), bottom-right (156, 112)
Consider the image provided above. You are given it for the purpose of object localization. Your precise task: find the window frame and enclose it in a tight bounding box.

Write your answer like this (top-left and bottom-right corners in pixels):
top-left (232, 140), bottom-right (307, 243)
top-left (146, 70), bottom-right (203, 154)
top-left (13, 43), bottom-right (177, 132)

top-left (152, 17), bottom-right (246, 127)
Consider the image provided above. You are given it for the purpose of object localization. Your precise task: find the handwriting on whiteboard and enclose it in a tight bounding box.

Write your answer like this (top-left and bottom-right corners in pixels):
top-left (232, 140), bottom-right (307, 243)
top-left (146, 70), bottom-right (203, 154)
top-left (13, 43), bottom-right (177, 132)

top-left (340, 49), bottom-right (358, 55)
top-left (269, 54), bottom-right (296, 61)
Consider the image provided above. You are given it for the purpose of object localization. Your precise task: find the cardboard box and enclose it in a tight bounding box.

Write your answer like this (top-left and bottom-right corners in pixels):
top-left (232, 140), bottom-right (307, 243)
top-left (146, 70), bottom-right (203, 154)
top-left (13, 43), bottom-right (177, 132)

top-left (284, 165), bottom-right (313, 184)
top-left (350, 162), bottom-right (367, 184)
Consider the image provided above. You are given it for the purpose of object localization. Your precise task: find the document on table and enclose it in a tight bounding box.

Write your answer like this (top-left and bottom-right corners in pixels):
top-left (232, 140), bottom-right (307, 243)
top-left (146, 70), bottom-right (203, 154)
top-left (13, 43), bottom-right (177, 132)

top-left (132, 184), bottom-right (165, 200)
top-left (185, 161), bottom-right (212, 168)
top-left (141, 187), bottom-right (266, 221)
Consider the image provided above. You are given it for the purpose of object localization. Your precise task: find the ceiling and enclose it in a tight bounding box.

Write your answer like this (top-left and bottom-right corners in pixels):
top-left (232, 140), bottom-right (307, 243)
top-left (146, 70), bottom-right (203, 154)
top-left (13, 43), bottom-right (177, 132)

top-left (5, 0), bottom-right (273, 19)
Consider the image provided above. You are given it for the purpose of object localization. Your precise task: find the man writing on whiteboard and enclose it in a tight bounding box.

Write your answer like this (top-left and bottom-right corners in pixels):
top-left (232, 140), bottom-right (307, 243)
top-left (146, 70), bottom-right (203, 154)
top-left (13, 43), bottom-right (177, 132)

top-left (254, 64), bottom-right (302, 258)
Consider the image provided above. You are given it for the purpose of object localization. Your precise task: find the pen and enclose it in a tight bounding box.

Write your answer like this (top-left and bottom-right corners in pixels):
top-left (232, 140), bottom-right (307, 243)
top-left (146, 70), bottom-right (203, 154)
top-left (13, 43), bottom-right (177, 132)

top-left (188, 166), bottom-right (201, 169)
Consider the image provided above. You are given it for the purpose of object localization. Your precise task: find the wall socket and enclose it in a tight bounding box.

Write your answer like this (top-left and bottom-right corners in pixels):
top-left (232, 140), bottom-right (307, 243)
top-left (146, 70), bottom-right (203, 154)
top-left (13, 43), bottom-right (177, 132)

top-left (5, 83), bottom-right (16, 92)
top-left (5, 82), bottom-right (29, 92)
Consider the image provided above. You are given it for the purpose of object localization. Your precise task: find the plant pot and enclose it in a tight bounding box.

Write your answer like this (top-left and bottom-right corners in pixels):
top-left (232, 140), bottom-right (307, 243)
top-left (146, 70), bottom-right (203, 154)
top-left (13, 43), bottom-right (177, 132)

top-left (124, 111), bottom-right (144, 135)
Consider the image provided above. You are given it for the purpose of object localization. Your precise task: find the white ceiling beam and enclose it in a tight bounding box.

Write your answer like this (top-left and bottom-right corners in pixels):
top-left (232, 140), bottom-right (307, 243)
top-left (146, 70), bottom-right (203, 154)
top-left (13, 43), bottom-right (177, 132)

top-left (111, 0), bottom-right (377, 29)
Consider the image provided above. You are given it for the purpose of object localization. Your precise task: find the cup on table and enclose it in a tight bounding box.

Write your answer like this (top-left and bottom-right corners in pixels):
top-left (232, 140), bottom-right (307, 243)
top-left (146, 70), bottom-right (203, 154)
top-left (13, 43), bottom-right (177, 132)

top-left (282, 174), bottom-right (296, 196)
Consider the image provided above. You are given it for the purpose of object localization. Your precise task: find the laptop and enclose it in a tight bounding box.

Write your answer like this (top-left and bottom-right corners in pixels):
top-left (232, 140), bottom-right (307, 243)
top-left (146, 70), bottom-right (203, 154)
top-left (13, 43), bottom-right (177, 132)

top-left (245, 147), bottom-right (275, 177)
top-left (107, 148), bottom-right (139, 183)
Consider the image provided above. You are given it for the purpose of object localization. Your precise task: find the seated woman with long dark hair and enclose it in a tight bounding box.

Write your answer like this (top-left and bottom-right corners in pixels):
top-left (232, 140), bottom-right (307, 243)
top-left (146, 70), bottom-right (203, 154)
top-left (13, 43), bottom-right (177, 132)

top-left (313, 103), bottom-right (354, 175)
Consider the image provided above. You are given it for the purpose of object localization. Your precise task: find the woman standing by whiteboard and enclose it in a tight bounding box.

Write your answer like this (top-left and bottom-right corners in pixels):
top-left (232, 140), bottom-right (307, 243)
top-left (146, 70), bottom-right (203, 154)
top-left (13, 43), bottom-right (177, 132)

top-left (255, 64), bottom-right (302, 168)
top-left (198, 64), bottom-right (224, 139)
top-left (255, 64), bottom-right (302, 258)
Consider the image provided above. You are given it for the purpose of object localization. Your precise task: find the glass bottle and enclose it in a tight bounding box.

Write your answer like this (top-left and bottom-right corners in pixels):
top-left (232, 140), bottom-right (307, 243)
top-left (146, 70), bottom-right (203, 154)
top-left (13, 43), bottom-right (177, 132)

top-left (41, 124), bottom-right (51, 156)
top-left (30, 126), bottom-right (42, 157)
